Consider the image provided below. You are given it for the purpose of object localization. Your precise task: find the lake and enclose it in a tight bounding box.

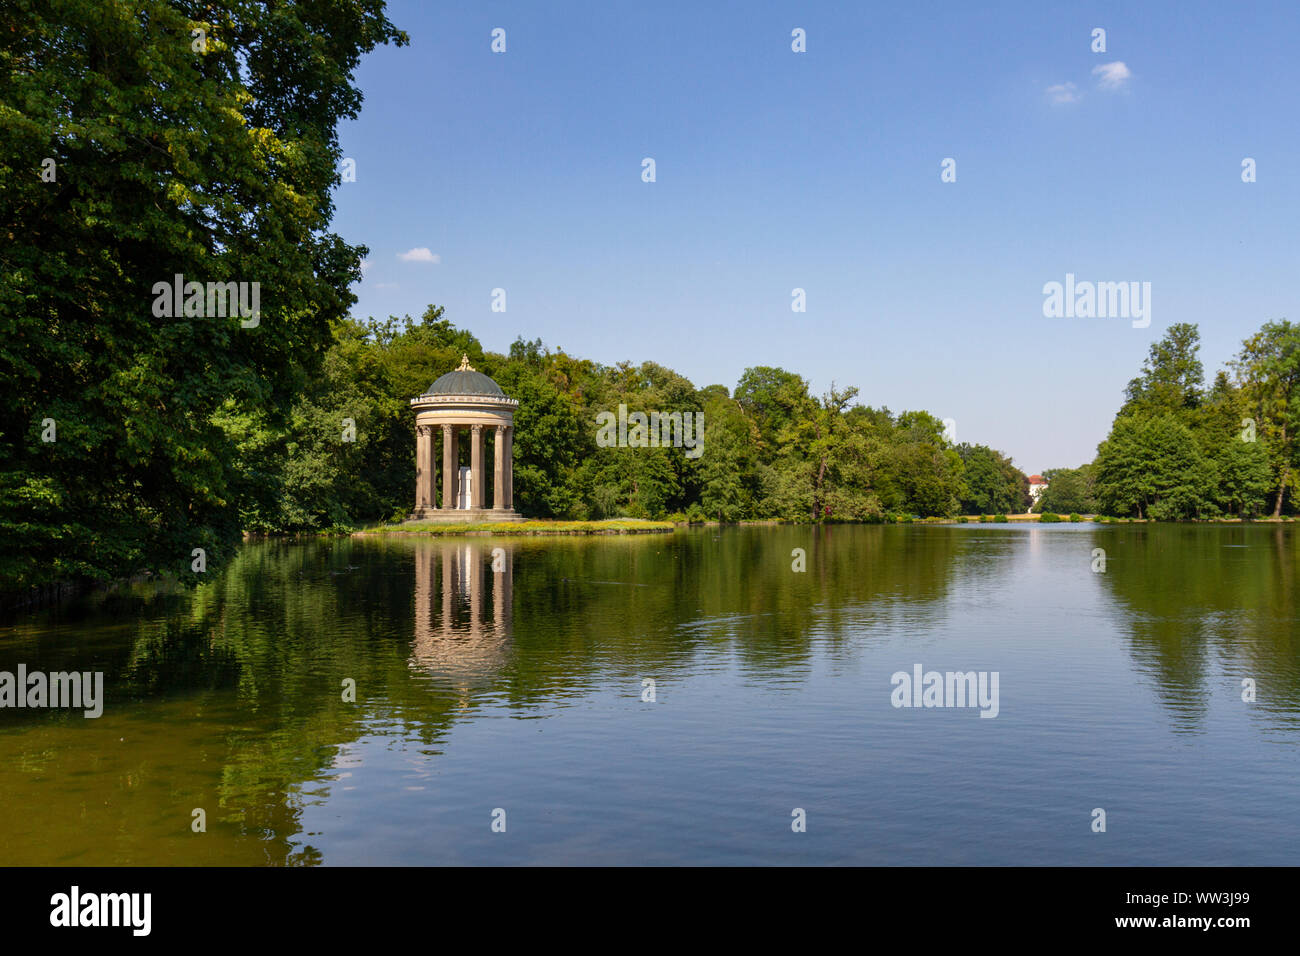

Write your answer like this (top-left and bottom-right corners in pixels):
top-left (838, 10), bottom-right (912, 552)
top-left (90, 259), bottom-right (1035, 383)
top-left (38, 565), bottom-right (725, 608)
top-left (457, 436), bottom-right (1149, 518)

top-left (2, 524), bottom-right (1297, 865)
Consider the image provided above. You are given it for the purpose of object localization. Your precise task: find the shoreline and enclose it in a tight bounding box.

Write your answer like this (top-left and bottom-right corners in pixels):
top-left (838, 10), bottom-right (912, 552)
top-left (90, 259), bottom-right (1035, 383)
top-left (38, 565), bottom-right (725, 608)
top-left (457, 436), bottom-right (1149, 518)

top-left (352, 519), bottom-right (675, 537)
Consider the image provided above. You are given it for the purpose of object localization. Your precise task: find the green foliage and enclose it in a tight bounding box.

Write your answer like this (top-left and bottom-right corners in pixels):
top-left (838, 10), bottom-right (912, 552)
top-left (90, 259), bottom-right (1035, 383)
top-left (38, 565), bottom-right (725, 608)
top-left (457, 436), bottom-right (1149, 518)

top-left (1096, 413), bottom-right (1212, 519)
top-left (1122, 322), bottom-right (1205, 415)
top-left (957, 443), bottom-right (1029, 514)
top-left (0, 0), bottom-right (407, 593)
top-left (1036, 465), bottom-right (1099, 515)
top-left (216, 322), bottom-right (917, 532)
top-left (1088, 322), bottom-right (1292, 520)
top-left (1039, 512), bottom-right (1061, 522)
top-left (1232, 320), bottom-right (1300, 516)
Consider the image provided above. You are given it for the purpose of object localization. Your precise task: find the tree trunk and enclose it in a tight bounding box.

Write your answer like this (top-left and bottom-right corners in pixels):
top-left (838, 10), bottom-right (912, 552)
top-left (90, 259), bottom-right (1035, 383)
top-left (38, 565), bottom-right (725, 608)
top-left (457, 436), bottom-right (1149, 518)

top-left (813, 458), bottom-right (827, 522)
top-left (1274, 424), bottom-right (1289, 517)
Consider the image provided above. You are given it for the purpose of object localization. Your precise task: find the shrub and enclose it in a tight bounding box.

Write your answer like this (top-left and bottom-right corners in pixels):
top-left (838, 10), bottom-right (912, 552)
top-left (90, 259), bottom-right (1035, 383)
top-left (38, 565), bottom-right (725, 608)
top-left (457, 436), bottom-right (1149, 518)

top-left (1039, 512), bottom-right (1061, 523)
top-left (1069, 513), bottom-right (1081, 522)
top-left (993, 514), bottom-right (1008, 523)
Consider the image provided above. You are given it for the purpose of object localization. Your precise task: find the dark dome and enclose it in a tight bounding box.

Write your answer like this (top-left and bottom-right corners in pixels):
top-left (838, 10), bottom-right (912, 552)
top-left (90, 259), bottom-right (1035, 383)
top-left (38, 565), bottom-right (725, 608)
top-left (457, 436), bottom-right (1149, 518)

top-left (424, 356), bottom-right (505, 397)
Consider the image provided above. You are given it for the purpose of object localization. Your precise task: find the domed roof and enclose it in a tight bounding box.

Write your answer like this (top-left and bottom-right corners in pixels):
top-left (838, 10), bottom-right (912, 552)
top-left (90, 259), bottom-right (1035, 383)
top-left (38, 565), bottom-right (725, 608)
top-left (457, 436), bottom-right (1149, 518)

top-left (425, 355), bottom-right (505, 397)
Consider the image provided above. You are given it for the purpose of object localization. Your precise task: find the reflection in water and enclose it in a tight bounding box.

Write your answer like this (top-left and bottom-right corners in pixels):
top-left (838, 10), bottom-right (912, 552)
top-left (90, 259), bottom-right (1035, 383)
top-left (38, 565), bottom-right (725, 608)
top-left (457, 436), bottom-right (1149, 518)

top-left (411, 542), bottom-right (513, 693)
top-left (1, 525), bottom-right (1298, 865)
top-left (1095, 523), bottom-right (1300, 730)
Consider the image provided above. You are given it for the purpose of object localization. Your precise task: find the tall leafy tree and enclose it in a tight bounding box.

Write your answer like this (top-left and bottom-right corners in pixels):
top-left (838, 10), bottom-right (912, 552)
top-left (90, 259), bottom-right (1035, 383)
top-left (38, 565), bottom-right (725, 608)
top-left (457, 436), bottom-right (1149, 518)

top-left (1232, 320), bottom-right (1300, 516)
top-left (1122, 322), bottom-right (1205, 415)
top-left (698, 388), bottom-right (756, 521)
top-left (0, 0), bottom-right (406, 591)
top-left (735, 366), bottom-right (811, 453)
top-left (957, 444), bottom-right (1029, 514)
top-left (1095, 414), bottom-right (1210, 519)
top-left (1035, 465), bottom-right (1098, 515)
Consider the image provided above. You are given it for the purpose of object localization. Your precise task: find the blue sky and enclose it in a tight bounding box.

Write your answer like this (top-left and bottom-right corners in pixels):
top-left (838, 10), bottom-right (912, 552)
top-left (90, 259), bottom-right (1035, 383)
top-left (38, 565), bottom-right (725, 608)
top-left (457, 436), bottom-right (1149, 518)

top-left (332, 0), bottom-right (1300, 471)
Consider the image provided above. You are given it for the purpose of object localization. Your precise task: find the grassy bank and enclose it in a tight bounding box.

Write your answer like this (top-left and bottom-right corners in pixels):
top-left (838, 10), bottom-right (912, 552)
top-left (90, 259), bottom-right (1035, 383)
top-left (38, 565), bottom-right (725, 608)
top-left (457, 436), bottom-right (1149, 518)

top-left (356, 518), bottom-right (675, 537)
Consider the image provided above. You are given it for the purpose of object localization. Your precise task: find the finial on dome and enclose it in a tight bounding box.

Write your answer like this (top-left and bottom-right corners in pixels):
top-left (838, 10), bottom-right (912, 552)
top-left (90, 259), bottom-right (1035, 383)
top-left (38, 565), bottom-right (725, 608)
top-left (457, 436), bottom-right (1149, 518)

top-left (457, 354), bottom-right (474, 371)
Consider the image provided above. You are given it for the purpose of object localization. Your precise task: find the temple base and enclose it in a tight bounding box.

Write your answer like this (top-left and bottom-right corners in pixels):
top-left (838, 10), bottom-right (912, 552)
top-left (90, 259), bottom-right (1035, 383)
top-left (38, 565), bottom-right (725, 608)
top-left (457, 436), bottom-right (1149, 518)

top-left (406, 508), bottom-right (525, 523)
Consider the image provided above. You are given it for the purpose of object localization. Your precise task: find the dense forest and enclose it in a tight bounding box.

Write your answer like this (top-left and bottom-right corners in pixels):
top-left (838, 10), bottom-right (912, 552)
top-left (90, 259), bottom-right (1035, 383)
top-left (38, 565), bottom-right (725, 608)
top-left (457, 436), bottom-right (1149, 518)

top-left (1037, 321), bottom-right (1300, 521)
top-left (217, 304), bottom-right (1030, 536)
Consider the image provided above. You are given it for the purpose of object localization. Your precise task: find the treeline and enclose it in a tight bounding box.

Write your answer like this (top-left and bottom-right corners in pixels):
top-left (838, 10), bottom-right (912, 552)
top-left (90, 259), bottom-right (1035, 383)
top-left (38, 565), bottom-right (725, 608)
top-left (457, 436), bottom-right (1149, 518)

top-left (1035, 321), bottom-right (1300, 519)
top-left (224, 305), bottom-right (1029, 534)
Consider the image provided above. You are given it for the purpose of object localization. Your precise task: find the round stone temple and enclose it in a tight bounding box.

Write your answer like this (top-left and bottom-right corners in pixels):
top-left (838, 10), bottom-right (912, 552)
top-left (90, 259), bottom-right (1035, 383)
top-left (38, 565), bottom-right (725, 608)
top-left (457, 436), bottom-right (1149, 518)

top-left (409, 356), bottom-right (522, 521)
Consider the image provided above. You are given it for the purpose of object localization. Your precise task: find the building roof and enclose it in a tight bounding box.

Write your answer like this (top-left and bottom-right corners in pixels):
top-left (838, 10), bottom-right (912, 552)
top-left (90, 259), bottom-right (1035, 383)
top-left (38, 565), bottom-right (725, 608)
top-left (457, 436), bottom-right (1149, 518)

top-left (1027, 475), bottom-right (1046, 485)
top-left (424, 355), bottom-right (505, 397)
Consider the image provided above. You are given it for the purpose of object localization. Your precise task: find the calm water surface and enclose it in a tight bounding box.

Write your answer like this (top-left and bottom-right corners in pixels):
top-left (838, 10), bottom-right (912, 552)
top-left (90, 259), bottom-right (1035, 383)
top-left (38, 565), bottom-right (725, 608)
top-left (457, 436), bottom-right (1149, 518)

top-left (2, 525), bottom-right (1298, 865)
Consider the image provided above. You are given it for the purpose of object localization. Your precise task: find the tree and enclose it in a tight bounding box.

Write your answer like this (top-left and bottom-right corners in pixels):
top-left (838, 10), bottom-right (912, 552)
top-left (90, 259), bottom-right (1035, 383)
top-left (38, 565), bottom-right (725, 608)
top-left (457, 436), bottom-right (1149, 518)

top-left (492, 357), bottom-right (585, 518)
top-left (698, 390), bottom-right (756, 521)
top-left (1233, 320), bottom-right (1300, 516)
top-left (1035, 465), bottom-right (1098, 515)
top-left (957, 444), bottom-right (1028, 514)
top-left (778, 383), bottom-right (860, 522)
top-left (735, 366), bottom-right (811, 453)
top-left (1210, 438), bottom-right (1272, 518)
top-left (1122, 322), bottom-right (1205, 415)
top-left (0, 0), bottom-right (407, 592)
top-left (1095, 414), bottom-right (1209, 519)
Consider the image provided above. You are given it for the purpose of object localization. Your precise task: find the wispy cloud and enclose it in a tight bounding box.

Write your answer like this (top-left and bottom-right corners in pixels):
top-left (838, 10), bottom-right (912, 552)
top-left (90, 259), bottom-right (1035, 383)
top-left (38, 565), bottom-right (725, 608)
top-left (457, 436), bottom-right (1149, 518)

top-left (1046, 82), bottom-right (1081, 105)
top-left (398, 247), bottom-right (441, 264)
top-left (1092, 61), bottom-right (1131, 91)
top-left (359, 258), bottom-right (371, 273)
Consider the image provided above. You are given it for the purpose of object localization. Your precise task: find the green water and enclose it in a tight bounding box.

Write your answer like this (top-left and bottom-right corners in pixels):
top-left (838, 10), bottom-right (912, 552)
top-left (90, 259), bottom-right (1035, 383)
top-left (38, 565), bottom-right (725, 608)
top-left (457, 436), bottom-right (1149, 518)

top-left (1, 524), bottom-right (1298, 865)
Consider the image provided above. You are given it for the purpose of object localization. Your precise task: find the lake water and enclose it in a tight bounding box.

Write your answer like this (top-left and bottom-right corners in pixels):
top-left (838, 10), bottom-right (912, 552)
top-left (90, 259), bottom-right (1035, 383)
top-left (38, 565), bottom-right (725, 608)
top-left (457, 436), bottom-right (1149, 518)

top-left (2, 524), bottom-right (1298, 865)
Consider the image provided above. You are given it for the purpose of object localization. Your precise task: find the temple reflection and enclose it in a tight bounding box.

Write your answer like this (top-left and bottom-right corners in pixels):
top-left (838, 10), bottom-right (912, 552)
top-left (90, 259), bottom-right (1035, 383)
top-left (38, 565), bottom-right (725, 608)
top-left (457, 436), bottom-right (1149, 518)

top-left (411, 541), bottom-right (514, 691)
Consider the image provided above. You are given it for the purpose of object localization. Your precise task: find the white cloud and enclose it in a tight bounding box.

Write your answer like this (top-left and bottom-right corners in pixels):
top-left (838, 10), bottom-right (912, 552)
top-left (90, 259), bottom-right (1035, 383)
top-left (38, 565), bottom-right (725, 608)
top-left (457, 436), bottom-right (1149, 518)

top-left (1046, 82), bottom-right (1081, 105)
top-left (1092, 61), bottom-right (1131, 91)
top-left (359, 258), bottom-right (371, 273)
top-left (398, 247), bottom-right (441, 264)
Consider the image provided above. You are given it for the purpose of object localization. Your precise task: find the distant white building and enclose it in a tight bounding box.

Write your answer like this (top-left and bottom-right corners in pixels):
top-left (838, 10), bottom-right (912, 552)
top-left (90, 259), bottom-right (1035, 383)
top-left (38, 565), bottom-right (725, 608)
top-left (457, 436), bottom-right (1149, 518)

top-left (1027, 474), bottom-right (1049, 510)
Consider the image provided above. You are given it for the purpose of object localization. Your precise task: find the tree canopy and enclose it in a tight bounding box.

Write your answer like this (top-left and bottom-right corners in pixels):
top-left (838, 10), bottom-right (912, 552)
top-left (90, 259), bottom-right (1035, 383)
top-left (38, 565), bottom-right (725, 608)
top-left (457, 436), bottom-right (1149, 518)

top-left (1077, 322), bottom-right (1285, 519)
top-left (0, 0), bottom-right (407, 592)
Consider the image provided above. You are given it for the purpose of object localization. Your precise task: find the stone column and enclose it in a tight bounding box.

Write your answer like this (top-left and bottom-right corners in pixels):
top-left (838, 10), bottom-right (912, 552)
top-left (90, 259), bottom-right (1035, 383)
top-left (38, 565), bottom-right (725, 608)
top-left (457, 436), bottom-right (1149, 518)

top-left (415, 424), bottom-right (429, 511)
top-left (441, 424), bottom-right (456, 510)
top-left (470, 425), bottom-right (484, 509)
top-left (494, 424), bottom-right (505, 510)
top-left (500, 425), bottom-right (509, 511)
top-left (424, 425), bottom-right (438, 511)
top-left (426, 427), bottom-right (438, 509)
